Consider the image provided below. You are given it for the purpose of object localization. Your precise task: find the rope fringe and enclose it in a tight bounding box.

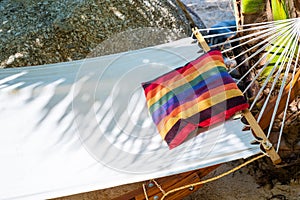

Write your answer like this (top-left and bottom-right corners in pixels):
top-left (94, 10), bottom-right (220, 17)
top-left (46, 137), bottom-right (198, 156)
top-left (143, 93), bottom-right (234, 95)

top-left (198, 18), bottom-right (300, 153)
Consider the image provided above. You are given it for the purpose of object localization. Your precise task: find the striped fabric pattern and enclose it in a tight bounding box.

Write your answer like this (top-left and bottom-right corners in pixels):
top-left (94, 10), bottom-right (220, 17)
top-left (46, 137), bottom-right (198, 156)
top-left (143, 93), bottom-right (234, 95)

top-left (142, 50), bottom-right (249, 149)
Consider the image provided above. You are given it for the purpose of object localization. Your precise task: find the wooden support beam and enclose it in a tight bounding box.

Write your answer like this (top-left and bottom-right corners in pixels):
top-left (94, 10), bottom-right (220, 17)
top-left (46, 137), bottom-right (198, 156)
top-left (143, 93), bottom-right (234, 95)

top-left (192, 27), bottom-right (281, 165)
top-left (192, 27), bottom-right (210, 52)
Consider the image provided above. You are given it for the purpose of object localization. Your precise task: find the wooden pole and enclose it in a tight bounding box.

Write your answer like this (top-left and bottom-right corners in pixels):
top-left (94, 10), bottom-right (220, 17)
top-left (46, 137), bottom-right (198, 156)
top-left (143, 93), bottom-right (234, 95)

top-left (192, 27), bottom-right (281, 164)
top-left (243, 109), bottom-right (281, 164)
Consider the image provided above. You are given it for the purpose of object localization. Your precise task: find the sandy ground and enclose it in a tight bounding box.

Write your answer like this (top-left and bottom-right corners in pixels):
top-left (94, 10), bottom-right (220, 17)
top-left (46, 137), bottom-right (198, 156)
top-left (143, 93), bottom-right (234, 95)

top-left (184, 161), bottom-right (300, 200)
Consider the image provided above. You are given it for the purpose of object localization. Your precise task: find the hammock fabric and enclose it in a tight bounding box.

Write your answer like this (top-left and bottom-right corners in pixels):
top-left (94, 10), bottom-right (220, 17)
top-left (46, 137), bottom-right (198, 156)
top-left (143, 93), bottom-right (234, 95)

top-left (142, 50), bottom-right (249, 149)
top-left (0, 38), bottom-right (260, 200)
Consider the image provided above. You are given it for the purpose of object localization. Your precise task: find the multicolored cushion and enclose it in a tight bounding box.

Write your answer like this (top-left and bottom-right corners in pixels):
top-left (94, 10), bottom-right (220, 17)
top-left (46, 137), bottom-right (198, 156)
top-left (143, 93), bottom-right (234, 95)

top-left (142, 50), bottom-right (249, 149)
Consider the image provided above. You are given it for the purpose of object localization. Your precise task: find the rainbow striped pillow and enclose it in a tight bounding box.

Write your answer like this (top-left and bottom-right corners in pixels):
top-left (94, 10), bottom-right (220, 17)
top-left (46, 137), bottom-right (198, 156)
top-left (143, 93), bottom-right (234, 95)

top-left (142, 50), bottom-right (249, 149)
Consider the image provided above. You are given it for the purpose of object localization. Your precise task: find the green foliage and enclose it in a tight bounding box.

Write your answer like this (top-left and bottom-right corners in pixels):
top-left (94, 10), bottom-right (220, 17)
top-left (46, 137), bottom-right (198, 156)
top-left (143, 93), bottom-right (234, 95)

top-left (271, 0), bottom-right (288, 20)
top-left (240, 0), bottom-right (288, 19)
top-left (261, 0), bottom-right (289, 78)
top-left (241, 0), bottom-right (265, 14)
top-left (261, 42), bottom-right (287, 78)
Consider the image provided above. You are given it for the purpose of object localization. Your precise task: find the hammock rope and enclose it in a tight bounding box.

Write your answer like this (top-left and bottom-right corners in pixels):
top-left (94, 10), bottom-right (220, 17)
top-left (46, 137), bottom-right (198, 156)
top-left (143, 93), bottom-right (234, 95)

top-left (228, 22), bottom-right (294, 76)
top-left (252, 24), bottom-right (298, 120)
top-left (160, 154), bottom-right (265, 200)
top-left (152, 179), bottom-right (166, 195)
top-left (142, 154), bottom-right (265, 200)
top-left (266, 26), bottom-right (300, 139)
top-left (204, 18), bottom-right (300, 152)
top-left (142, 183), bottom-right (149, 200)
top-left (198, 18), bottom-right (296, 40)
top-left (277, 51), bottom-right (300, 152)
top-left (247, 33), bottom-right (293, 113)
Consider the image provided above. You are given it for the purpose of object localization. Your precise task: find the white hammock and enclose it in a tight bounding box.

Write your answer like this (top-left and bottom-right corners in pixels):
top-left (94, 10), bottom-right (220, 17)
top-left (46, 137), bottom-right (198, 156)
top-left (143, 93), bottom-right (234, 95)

top-left (2, 16), bottom-right (299, 200)
top-left (0, 37), bottom-right (259, 200)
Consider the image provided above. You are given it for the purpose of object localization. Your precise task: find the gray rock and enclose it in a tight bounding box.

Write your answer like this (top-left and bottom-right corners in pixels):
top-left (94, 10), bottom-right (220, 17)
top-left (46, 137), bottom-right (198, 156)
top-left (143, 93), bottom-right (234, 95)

top-left (0, 0), bottom-right (192, 68)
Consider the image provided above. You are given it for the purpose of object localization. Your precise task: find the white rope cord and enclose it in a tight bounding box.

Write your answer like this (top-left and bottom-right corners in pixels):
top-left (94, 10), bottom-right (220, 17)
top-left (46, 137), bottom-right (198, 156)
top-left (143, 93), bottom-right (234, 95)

top-left (199, 18), bottom-right (296, 40)
top-left (202, 25), bottom-right (273, 42)
top-left (142, 183), bottom-right (149, 200)
top-left (266, 25), bottom-right (300, 138)
top-left (233, 23), bottom-right (294, 89)
top-left (220, 25), bottom-right (283, 53)
top-left (197, 17), bottom-right (296, 34)
top-left (229, 24), bottom-right (291, 62)
top-left (246, 25), bottom-right (296, 110)
top-left (227, 22), bottom-right (294, 75)
top-left (256, 35), bottom-right (296, 127)
top-left (202, 19), bottom-right (295, 60)
top-left (277, 41), bottom-right (300, 152)
top-left (193, 18), bottom-right (300, 153)
top-left (204, 18), bottom-right (300, 151)
top-left (256, 23), bottom-right (299, 127)
top-left (220, 20), bottom-right (295, 51)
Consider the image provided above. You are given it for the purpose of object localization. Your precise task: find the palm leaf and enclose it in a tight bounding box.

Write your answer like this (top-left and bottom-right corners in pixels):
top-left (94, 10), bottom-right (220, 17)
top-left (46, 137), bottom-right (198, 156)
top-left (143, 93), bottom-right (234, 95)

top-left (241, 0), bottom-right (265, 14)
top-left (271, 0), bottom-right (288, 20)
top-left (262, 0), bottom-right (289, 78)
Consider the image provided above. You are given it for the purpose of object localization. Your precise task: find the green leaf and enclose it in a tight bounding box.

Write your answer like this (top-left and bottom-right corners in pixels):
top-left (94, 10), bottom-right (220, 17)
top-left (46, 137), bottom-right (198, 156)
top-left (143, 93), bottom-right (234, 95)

top-left (261, 1), bottom-right (289, 79)
top-left (271, 0), bottom-right (288, 20)
top-left (241, 0), bottom-right (265, 14)
top-left (261, 42), bottom-right (286, 78)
